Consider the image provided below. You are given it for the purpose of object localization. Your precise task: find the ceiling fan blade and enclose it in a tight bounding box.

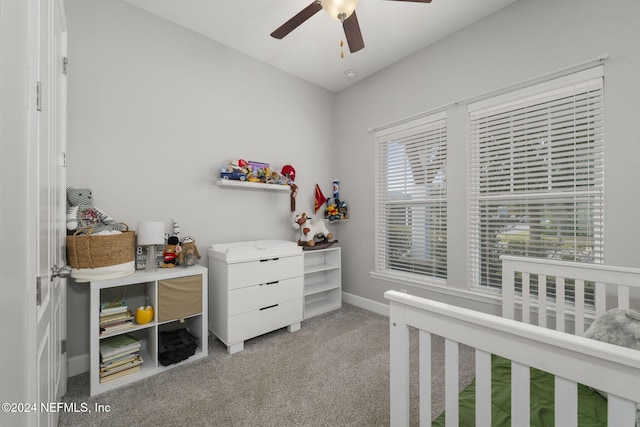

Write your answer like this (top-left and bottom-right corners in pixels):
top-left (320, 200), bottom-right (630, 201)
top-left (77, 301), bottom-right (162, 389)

top-left (343, 11), bottom-right (365, 53)
top-left (271, 1), bottom-right (323, 39)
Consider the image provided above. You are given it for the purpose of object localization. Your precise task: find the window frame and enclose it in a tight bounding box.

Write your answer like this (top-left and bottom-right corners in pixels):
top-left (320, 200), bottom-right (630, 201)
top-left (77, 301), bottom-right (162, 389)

top-left (467, 66), bottom-right (605, 295)
top-left (374, 112), bottom-right (448, 285)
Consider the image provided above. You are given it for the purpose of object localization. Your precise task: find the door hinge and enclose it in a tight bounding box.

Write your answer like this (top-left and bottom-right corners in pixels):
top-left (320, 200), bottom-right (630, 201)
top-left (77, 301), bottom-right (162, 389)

top-left (62, 57), bottom-right (69, 76)
top-left (36, 277), bottom-right (42, 306)
top-left (61, 339), bottom-right (67, 354)
top-left (36, 81), bottom-right (42, 112)
top-left (59, 152), bottom-right (67, 167)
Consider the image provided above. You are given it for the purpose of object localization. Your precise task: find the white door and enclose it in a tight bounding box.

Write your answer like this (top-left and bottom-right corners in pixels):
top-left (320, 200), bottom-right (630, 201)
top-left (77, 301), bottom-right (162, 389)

top-left (34, 0), bottom-right (68, 425)
top-left (51, 0), bottom-right (68, 410)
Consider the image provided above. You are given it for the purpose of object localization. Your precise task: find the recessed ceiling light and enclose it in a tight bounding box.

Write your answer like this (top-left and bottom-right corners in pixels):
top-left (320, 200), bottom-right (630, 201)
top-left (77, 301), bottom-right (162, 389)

top-left (345, 69), bottom-right (357, 79)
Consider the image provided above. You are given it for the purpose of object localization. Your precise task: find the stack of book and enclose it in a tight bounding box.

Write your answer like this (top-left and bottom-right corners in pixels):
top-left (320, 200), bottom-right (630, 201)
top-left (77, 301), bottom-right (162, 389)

top-left (99, 334), bottom-right (143, 383)
top-left (99, 300), bottom-right (134, 335)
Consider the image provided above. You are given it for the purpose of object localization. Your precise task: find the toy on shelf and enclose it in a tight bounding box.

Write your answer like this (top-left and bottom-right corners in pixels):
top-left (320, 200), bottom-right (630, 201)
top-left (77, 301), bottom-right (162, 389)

top-left (294, 212), bottom-right (334, 247)
top-left (178, 236), bottom-right (201, 267)
top-left (217, 160), bottom-right (293, 187)
top-left (270, 170), bottom-right (286, 185)
top-left (324, 180), bottom-right (349, 223)
top-left (161, 236), bottom-right (181, 268)
top-left (66, 187), bottom-right (123, 235)
top-left (281, 164), bottom-right (296, 182)
top-left (219, 159), bottom-right (249, 181)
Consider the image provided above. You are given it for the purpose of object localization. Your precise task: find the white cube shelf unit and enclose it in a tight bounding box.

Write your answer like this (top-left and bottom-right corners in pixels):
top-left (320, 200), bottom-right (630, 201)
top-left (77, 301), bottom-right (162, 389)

top-left (89, 265), bottom-right (208, 396)
top-left (303, 246), bottom-right (342, 319)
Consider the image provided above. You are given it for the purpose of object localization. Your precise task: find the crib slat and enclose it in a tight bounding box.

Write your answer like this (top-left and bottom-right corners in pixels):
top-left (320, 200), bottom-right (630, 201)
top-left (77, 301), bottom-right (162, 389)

top-left (475, 350), bottom-right (491, 427)
top-left (555, 376), bottom-right (577, 427)
top-left (594, 281), bottom-right (606, 316)
top-left (618, 285), bottom-right (630, 309)
top-left (502, 261), bottom-right (515, 320)
top-left (419, 330), bottom-right (431, 426)
top-left (511, 361), bottom-right (530, 427)
top-left (522, 272), bottom-right (530, 324)
top-left (608, 395), bottom-right (636, 426)
top-left (444, 339), bottom-right (459, 427)
top-left (556, 277), bottom-right (565, 332)
top-left (575, 280), bottom-right (585, 335)
top-left (389, 303), bottom-right (410, 427)
top-left (538, 274), bottom-right (547, 328)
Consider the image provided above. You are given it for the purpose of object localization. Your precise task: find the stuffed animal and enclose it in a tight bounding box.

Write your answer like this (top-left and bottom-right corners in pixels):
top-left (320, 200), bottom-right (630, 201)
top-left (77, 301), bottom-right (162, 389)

top-left (289, 183), bottom-right (298, 213)
top-left (161, 236), bottom-right (181, 268)
top-left (584, 308), bottom-right (640, 424)
top-left (294, 212), bottom-right (333, 247)
top-left (66, 188), bottom-right (121, 235)
top-left (178, 236), bottom-right (201, 267)
top-left (584, 308), bottom-right (640, 350)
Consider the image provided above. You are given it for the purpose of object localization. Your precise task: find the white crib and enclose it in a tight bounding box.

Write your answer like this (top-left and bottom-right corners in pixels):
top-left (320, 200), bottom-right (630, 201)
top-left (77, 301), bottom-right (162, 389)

top-left (387, 255), bottom-right (640, 426)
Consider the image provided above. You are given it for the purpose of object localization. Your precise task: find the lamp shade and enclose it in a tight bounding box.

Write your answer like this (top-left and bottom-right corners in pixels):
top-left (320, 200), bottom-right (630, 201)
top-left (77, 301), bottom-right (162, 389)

top-left (137, 221), bottom-right (165, 245)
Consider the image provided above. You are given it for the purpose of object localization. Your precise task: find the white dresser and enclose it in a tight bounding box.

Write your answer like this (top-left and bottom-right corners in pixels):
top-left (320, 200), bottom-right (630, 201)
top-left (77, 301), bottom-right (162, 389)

top-left (208, 240), bottom-right (303, 354)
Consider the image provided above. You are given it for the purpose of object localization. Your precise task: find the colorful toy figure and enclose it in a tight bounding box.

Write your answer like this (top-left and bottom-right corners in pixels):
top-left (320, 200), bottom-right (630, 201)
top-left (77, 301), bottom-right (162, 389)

top-left (161, 236), bottom-right (181, 268)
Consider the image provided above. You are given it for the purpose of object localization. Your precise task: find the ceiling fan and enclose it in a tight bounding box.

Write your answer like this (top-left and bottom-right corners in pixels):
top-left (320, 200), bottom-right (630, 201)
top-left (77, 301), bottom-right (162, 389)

top-left (271, 0), bottom-right (433, 54)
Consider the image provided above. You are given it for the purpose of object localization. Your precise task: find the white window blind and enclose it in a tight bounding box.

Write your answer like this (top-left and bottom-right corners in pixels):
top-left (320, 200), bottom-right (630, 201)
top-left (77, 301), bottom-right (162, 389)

top-left (468, 66), bottom-right (604, 293)
top-left (375, 113), bottom-right (447, 281)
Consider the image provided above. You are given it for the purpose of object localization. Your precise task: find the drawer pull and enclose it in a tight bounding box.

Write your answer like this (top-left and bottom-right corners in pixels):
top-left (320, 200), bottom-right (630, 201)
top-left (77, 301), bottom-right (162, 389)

top-left (260, 304), bottom-right (279, 311)
top-left (260, 281), bottom-right (279, 286)
top-left (259, 257), bottom-right (280, 263)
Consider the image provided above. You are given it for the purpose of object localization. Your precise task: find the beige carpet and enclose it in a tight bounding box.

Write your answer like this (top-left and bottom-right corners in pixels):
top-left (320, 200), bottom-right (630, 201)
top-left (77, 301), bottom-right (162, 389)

top-left (59, 304), bottom-right (474, 427)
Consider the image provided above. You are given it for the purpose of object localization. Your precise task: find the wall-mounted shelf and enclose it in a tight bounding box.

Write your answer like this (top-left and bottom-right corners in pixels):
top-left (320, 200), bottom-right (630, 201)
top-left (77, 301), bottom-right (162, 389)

top-left (215, 179), bottom-right (290, 192)
top-left (325, 219), bottom-right (349, 224)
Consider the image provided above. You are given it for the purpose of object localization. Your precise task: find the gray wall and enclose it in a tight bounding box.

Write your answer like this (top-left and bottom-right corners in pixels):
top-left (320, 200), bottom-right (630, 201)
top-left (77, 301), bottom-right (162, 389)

top-left (334, 0), bottom-right (640, 309)
top-left (65, 0), bottom-right (335, 359)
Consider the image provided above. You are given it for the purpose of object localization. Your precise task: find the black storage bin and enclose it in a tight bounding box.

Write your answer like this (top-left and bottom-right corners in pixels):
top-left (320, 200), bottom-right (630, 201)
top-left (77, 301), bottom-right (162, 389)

top-left (158, 328), bottom-right (198, 366)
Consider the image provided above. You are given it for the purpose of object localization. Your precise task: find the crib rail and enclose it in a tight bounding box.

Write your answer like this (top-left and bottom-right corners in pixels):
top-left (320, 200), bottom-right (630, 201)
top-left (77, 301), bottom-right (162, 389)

top-left (501, 255), bottom-right (640, 334)
top-left (386, 290), bottom-right (640, 426)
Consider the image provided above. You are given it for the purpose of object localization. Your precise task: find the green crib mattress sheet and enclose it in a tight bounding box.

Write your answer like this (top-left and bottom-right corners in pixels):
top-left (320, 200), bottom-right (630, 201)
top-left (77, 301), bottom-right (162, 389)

top-left (432, 354), bottom-right (607, 426)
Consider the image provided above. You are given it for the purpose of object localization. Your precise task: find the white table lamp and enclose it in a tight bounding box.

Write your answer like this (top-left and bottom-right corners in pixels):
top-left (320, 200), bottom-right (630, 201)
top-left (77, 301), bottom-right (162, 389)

top-left (137, 221), bottom-right (165, 271)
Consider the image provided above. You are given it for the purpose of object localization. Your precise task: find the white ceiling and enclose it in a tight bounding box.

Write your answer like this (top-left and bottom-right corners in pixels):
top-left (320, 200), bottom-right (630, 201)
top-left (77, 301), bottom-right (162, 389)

top-left (122, 0), bottom-right (518, 93)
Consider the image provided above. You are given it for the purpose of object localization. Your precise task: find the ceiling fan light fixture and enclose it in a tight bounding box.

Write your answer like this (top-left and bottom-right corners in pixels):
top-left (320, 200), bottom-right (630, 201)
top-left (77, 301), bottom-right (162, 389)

top-left (320, 0), bottom-right (360, 22)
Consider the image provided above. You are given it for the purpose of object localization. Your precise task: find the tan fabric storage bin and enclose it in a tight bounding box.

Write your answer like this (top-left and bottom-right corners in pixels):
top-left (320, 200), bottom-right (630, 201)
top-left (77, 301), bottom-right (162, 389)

top-left (158, 275), bottom-right (202, 322)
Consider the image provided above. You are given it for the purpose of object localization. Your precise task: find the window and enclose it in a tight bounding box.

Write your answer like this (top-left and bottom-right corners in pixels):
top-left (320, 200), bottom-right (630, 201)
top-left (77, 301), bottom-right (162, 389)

top-left (374, 113), bottom-right (447, 281)
top-left (468, 66), bottom-right (604, 291)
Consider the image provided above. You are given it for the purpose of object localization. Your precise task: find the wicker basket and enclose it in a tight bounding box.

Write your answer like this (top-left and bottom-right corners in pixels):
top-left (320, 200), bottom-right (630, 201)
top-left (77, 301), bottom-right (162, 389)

top-left (67, 223), bottom-right (135, 269)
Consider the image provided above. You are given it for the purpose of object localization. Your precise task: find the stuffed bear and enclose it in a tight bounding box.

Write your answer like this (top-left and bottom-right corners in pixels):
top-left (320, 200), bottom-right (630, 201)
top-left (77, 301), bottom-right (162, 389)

top-left (66, 188), bottom-right (121, 235)
top-left (178, 236), bottom-right (201, 267)
top-left (161, 236), bottom-right (181, 268)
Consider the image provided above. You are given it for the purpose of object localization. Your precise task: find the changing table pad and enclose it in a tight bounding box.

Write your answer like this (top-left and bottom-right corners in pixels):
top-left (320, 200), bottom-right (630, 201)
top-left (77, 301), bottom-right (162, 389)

top-left (209, 239), bottom-right (301, 263)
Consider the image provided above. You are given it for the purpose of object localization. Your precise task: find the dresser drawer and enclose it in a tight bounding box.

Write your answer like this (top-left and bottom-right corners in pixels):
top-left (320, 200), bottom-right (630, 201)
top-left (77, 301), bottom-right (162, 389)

top-left (227, 255), bottom-right (302, 290)
top-left (228, 298), bottom-right (303, 343)
top-left (228, 276), bottom-right (302, 316)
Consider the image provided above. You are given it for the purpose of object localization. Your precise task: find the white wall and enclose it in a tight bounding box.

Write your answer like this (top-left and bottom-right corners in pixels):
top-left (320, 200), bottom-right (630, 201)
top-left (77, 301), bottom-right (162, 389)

top-left (334, 0), bottom-right (640, 309)
top-left (65, 0), bottom-right (336, 359)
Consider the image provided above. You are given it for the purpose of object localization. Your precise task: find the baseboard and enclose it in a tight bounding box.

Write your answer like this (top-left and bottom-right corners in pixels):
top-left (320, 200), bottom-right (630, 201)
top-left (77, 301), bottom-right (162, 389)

top-left (68, 353), bottom-right (90, 377)
top-left (342, 292), bottom-right (389, 317)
